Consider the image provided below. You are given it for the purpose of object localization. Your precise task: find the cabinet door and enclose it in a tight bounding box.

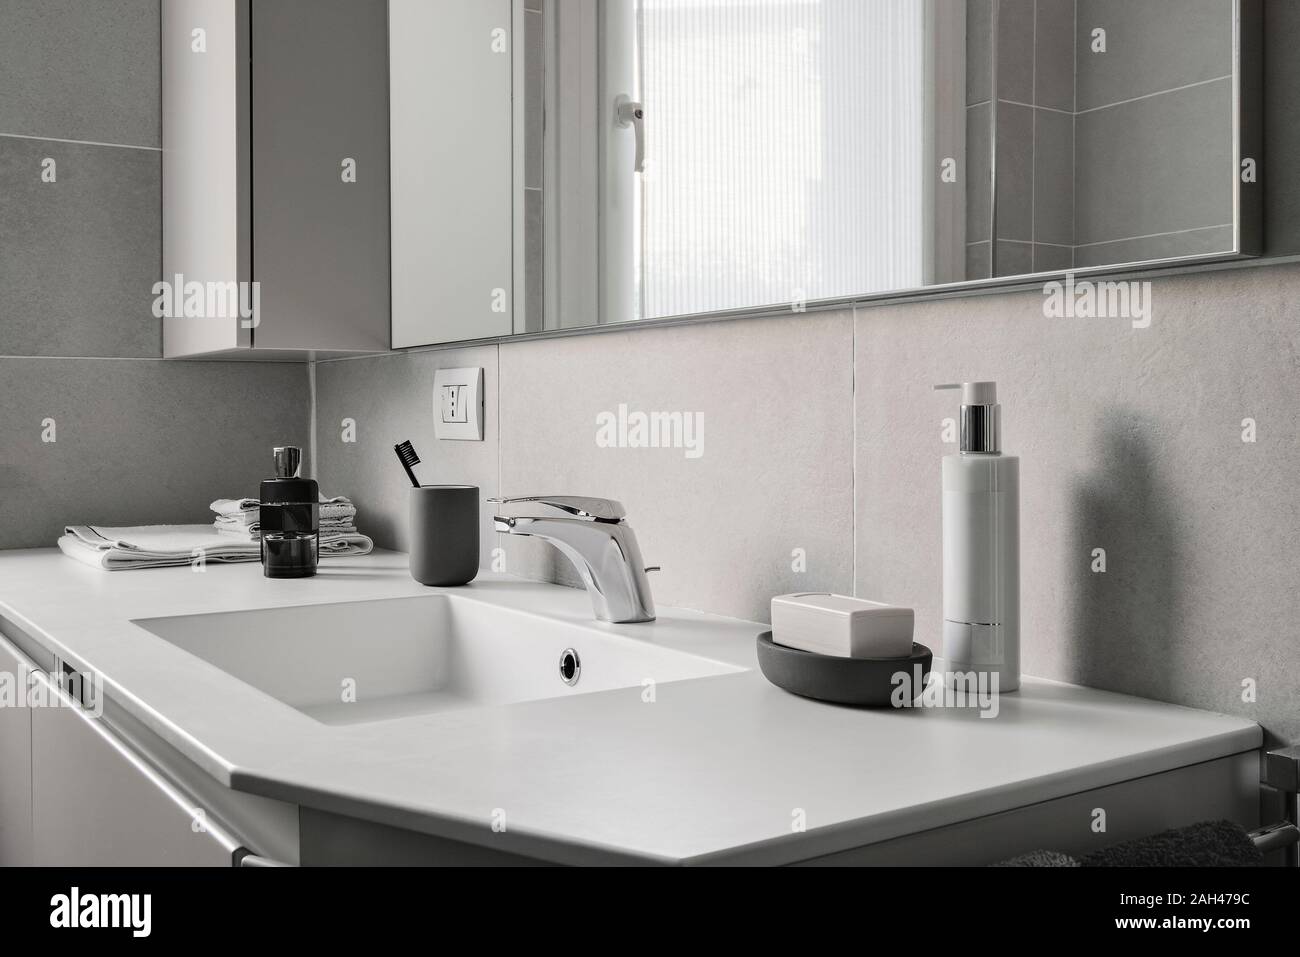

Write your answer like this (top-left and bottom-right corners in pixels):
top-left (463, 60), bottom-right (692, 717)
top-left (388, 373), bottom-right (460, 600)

top-left (31, 675), bottom-right (239, 867)
top-left (250, 0), bottom-right (391, 352)
top-left (162, 0), bottom-right (252, 358)
top-left (0, 634), bottom-right (33, 866)
top-left (390, 0), bottom-right (515, 346)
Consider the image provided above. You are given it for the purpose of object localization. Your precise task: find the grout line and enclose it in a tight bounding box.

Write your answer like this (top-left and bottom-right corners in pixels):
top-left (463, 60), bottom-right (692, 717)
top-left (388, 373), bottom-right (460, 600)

top-left (1074, 223), bottom-right (1234, 249)
top-left (1000, 98), bottom-right (1071, 115)
top-left (1071, 0), bottom-right (1077, 262)
top-left (1074, 74), bottom-right (1232, 115)
top-left (308, 360), bottom-right (318, 481)
top-left (1030, 0), bottom-right (1037, 268)
top-left (0, 132), bottom-right (160, 152)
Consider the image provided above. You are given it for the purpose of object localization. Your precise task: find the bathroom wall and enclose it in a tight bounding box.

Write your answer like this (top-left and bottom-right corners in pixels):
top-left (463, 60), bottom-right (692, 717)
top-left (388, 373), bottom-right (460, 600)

top-left (315, 1), bottom-right (1300, 746)
top-left (313, 260), bottom-right (1300, 746)
top-left (0, 1), bottom-right (310, 550)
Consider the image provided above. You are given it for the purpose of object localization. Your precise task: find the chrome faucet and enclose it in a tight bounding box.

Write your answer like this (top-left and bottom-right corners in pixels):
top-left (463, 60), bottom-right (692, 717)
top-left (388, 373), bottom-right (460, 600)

top-left (489, 496), bottom-right (657, 623)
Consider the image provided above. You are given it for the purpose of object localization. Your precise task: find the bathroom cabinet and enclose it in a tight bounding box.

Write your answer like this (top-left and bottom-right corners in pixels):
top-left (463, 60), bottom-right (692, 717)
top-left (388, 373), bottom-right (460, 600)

top-left (161, 0), bottom-right (390, 358)
top-left (29, 672), bottom-right (241, 867)
top-left (0, 634), bottom-right (33, 866)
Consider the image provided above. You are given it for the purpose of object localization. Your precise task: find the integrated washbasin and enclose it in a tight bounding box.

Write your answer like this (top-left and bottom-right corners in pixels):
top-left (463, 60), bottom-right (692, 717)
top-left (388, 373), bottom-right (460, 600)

top-left (132, 595), bottom-right (744, 726)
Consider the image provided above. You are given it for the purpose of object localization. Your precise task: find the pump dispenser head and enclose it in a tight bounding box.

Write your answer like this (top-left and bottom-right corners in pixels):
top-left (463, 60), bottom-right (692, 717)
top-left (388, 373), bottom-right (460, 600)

top-left (273, 446), bottom-right (302, 479)
top-left (935, 381), bottom-right (1001, 453)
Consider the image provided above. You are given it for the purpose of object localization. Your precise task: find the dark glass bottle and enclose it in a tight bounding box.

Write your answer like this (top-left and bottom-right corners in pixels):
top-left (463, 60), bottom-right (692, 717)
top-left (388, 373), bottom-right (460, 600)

top-left (259, 446), bottom-right (319, 578)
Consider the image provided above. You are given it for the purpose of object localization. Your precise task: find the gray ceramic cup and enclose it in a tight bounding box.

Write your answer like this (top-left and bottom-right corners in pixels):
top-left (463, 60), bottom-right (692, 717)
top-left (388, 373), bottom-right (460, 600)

top-left (409, 485), bottom-right (480, 586)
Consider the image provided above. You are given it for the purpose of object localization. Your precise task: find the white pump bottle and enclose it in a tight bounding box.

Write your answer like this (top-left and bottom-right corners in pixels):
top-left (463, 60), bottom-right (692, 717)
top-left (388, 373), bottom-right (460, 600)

top-left (935, 381), bottom-right (1019, 693)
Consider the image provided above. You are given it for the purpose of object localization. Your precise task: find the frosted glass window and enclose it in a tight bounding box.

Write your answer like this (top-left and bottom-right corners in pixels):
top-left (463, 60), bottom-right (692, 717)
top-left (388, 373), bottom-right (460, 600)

top-left (638, 0), bottom-right (926, 319)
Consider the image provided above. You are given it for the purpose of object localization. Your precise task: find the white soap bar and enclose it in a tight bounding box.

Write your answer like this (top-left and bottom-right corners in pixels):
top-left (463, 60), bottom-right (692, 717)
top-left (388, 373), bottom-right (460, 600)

top-left (770, 593), bottom-right (914, 659)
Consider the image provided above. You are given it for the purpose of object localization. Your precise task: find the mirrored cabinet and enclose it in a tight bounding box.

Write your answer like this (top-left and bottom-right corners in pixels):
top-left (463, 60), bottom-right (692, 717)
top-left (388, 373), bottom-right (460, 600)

top-left (161, 1), bottom-right (1262, 355)
top-left (162, 0), bottom-right (390, 358)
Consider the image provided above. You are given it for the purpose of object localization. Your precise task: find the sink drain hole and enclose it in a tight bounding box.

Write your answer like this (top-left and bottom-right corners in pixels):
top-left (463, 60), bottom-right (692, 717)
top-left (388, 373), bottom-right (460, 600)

top-left (559, 648), bottom-right (581, 686)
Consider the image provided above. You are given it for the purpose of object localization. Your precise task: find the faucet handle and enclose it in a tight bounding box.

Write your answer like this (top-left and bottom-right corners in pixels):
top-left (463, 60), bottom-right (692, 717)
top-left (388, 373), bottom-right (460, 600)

top-left (487, 495), bottom-right (627, 522)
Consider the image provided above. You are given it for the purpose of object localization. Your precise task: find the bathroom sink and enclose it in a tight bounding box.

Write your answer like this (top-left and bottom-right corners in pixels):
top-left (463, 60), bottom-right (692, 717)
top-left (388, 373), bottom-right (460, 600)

top-left (132, 596), bottom-right (743, 725)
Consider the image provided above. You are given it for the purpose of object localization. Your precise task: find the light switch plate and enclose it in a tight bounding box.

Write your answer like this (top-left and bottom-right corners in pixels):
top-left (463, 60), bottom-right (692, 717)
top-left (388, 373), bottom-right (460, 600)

top-left (432, 367), bottom-right (484, 440)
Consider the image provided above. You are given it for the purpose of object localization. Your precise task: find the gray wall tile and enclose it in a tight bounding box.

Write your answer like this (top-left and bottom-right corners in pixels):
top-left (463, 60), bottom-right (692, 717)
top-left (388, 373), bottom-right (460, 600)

top-left (994, 239), bottom-right (1033, 276)
top-left (1034, 107), bottom-right (1074, 246)
top-left (1074, 79), bottom-right (1233, 246)
top-left (965, 103), bottom-right (992, 244)
top-left (855, 264), bottom-right (1300, 745)
top-left (1034, 0), bottom-right (1075, 111)
top-left (1033, 242), bottom-right (1073, 271)
top-left (0, 358), bottom-right (309, 550)
top-left (0, 0), bottom-right (161, 147)
top-left (1075, 0), bottom-right (1232, 111)
top-left (524, 8), bottom-right (544, 191)
top-left (995, 0), bottom-right (1035, 103)
top-left (0, 137), bottom-right (161, 357)
top-left (1074, 225), bottom-right (1234, 268)
top-left (497, 313), bottom-right (855, 622)
top-left (995, 101), bottom-right (1034, 242)
top-left (314, 346), bottom-right (500, 564)
top-left (966, 241), bottom-right (992, 280)
top-left (966, 0), bottom-right (992, 106)
top-left (524, 188), bottom-right (544, 333)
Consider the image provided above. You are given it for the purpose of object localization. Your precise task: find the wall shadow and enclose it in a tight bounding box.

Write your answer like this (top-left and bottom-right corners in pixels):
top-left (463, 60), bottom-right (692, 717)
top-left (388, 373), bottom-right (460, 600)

top-left (1066, 412), bottom-right (1187, 705)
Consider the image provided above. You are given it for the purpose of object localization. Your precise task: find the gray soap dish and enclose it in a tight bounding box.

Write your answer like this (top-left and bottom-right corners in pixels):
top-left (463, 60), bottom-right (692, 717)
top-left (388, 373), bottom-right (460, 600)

top-left (756, 632), bottom-right (933, 707)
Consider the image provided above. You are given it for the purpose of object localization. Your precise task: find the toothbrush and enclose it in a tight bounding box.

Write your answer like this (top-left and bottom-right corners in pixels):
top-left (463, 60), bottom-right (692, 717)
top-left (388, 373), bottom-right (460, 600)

top-left (394, 440), bottom-right (422, 488)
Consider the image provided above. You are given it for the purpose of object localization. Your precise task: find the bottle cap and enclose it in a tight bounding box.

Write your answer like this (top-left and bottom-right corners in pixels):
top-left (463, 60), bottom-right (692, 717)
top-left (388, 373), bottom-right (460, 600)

top-left (935, 382), bottom-right (1000, 453)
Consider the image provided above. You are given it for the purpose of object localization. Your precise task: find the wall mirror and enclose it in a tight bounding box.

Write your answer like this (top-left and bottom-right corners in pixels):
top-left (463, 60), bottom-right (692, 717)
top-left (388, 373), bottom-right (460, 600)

top-left (390, 0), bottom-right (1260, 346)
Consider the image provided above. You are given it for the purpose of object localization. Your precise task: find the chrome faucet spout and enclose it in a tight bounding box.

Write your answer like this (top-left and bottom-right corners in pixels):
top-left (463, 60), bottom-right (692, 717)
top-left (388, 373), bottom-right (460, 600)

top-left (490, 496), bottom-right (656, 623)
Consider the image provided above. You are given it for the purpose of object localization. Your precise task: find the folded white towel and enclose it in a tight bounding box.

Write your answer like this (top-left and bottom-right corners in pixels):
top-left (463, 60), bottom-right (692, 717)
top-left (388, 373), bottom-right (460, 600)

top-left (209, 496), bottom-right (357, 523)
top-left (59, 525), bottom-right (260, 570)
top-left (215, 523), bottom-right (358, 540)
top-left (317, 533), bottom-right (375, 557)
top-left (209, 498), bottom-right (259, 517)
top-left (60, 523), bottom-right (375, 569)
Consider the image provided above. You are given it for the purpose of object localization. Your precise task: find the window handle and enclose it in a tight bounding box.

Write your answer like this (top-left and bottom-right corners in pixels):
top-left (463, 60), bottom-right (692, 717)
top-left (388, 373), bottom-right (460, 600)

top-left (615, 95), bottom-right (645, 173)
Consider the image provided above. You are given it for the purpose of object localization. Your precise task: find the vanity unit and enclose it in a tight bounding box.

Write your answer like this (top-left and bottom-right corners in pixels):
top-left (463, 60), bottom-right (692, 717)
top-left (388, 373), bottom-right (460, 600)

top-left (0, 550), bottom-right (1263, 867)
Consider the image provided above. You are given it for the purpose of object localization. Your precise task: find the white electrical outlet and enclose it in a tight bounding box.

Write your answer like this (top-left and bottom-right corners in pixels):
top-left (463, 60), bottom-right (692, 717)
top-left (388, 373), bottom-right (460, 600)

top-left (432, 367), bottom-right (484, 440)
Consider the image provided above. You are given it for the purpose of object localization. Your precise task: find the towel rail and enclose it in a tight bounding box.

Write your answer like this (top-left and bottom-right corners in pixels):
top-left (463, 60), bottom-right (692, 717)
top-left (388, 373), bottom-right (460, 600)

top-left (1259, 745), bottom-right (1300, 867)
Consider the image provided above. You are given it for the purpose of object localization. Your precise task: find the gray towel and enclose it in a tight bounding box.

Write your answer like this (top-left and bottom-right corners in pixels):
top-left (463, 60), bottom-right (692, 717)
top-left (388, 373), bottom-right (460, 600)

top-left (993, 819), bottom-right (1262, 867)
top-left (992, 849), bottom-right (1079, 867)
top-left (1081, 820), bottom-right (1262, 867)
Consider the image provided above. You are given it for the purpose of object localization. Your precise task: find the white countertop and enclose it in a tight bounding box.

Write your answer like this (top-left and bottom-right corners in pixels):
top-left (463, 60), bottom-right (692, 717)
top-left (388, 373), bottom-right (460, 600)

top-left (0, 549), bottom-right (1261, 865)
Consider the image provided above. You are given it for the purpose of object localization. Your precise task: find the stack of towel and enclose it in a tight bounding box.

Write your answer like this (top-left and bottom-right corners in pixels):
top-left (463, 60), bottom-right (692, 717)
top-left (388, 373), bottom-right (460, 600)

top-left (209, 496), bottom-right (374, 556)
top-left (56, 495), bottom-right (375, 571)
